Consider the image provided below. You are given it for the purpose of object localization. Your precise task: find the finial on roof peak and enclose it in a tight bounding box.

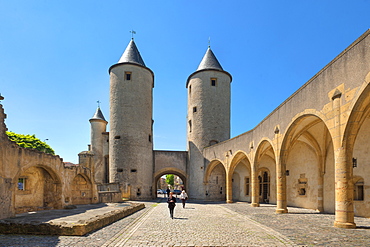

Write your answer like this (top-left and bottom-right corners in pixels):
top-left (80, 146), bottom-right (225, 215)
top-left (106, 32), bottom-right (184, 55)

top-left (130, 30), bottom-right (136, 40)
top-left (208, 37), bottom-right (211, 48)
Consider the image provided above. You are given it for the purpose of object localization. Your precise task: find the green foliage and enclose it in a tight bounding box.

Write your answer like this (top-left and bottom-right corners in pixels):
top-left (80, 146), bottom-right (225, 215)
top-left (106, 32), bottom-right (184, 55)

top-left (6, 131), bottom-right (55, 155)
top-left (166, 174), bottom-right (174, 187)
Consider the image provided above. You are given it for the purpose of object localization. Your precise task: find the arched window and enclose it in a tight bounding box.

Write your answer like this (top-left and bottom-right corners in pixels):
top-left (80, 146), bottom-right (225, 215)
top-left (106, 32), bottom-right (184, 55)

top-left (259, 170), bottom-right (270, 203)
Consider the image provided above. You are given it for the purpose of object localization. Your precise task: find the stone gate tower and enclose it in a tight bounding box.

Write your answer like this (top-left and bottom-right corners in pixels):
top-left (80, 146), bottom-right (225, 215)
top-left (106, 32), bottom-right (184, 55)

top-left (186, 47), bottom-right (232, 199)
top-left (109, 39), bottom-right (154, 199)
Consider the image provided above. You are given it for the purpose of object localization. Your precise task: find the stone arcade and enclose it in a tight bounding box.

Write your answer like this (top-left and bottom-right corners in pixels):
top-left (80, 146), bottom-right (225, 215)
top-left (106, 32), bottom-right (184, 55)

top-left (1, 30), bottom-right (370, 229)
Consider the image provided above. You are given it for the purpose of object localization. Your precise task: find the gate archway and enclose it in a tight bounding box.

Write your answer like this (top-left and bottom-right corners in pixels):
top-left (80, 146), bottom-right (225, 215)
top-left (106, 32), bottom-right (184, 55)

top-left (153, 167), bottom-right (187, 197)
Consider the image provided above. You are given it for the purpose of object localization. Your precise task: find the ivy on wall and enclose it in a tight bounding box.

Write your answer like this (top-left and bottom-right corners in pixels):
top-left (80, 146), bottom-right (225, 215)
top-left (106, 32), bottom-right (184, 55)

top-left (6, 131), bottom-right (55, 155)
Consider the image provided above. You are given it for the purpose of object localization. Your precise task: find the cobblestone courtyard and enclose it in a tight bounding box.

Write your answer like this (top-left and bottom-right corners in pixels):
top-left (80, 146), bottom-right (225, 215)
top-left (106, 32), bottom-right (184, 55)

top-left (1, 199), bottom-right (370, 246)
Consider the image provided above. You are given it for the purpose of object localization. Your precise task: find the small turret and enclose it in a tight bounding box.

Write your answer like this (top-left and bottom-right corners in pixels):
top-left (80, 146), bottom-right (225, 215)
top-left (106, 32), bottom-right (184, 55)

top-left (89, 107), bottom-right (108, 184)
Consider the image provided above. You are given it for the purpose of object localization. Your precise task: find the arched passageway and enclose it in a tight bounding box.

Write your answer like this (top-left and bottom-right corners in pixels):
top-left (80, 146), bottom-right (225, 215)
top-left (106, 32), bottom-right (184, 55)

top-left (229, 152), bottom-right (251, 202)
top-left (156, 174), bottom-right (185, 198)
top-left (255, 140), bottom-right (276, 205)
top-left (153, 168), bottom-right (187, 198)
top-left (14, 165), bottom-right (62, 213)
top-left (281, 114), bottom-right (334, 213)
top-left (345, 83), bottom-right (370, 217)
top-left (205, 160), bottom-right (226, 201)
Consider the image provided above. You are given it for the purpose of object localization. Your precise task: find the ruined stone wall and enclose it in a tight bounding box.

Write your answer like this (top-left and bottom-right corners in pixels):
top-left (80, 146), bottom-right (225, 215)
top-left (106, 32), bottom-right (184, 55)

top-left (0, 101), bottom-right (100, 219)
top-left (0, 103), bottom-right (13, 219)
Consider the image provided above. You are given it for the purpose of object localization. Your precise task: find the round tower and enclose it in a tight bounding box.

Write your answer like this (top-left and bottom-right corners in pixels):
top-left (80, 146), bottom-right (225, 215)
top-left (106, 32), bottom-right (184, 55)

top-left (186, 46), bottom-right (232, 199)
top-left (109, 39), bottom-right (154, 199)
top-left (89, 107), bottom-right (108, 184)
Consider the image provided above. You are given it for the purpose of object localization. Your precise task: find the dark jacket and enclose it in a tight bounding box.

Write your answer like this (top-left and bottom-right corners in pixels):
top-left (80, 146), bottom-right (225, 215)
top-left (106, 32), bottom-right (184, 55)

top-left (167, 196), bottom-right (177, 209)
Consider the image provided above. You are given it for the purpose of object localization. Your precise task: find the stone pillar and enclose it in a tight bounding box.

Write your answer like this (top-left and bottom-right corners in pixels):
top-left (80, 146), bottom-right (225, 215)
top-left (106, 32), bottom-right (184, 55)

top-left (251, 163), bottom-right (259, 207)
top-left (332, 90), bottom-right (356, 228)
top-left (334, 147), bottom-right (356, 228)
top-left (226, 171), bottom-right (233, 203)
top-left (317, 155), bottom-right (324, 212)
top-left (276, 160), bottom-right (288, 213)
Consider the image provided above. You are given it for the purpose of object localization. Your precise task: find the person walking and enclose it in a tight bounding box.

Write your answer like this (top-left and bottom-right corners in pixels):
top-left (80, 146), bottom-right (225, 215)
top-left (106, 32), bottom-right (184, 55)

top-left (179, 190), bottom-right (188, 208)
top-left (166, 188), bottom-right (171, 198)
top-left (167, 192), bottom-right (177, 219)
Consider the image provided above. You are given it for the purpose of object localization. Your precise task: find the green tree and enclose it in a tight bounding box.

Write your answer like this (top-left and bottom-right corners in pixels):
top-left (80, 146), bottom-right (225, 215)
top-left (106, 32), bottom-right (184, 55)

top-left (166, 174), bottom-right (174, 188)
top-left (6, 131), bottom-right (55, 155)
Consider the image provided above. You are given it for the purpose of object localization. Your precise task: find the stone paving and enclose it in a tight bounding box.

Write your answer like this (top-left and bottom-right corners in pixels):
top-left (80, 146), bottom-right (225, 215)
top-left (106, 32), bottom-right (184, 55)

top-left (223, 202), bottom-right (370, 246)
top-left (1, 199), bottom-right (370, 246)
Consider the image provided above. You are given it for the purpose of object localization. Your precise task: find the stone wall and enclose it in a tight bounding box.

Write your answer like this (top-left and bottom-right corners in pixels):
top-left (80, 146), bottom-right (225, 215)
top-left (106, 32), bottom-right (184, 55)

top-left (0, 101), bottom-right (101, 219)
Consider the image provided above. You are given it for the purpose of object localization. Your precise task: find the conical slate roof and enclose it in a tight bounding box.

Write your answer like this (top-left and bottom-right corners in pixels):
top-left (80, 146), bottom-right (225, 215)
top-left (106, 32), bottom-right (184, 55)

top-left (197, 48), bottom-right (223, 71)
top-left (90, 107), bottom-right (107, 122)
top-left (117, 39), bottom-right (146, 66)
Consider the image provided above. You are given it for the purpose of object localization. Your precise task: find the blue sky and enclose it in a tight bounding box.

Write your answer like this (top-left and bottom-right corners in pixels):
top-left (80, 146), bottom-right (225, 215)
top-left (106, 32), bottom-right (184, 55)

top-left (1, 1), bottom-right (369, 163)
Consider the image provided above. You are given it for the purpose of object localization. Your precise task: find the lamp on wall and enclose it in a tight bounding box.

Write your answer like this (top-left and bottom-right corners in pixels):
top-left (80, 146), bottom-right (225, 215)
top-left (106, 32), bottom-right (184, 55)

top-left (352, 158), bottom-right (357, 168)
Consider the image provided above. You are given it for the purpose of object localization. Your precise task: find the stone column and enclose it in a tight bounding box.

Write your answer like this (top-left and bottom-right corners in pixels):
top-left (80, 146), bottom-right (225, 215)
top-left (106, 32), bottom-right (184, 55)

top-left (332, 90), bottom-right (356, 228)
top-left (251, 163), bottom-right (259, 207)
top-left (334, 147), bottom-right (356, 228)
top-left (226, 171), bottom-right (233, 203)
top-left (276, 160), bottom-right (288, 213)
top-left (317, 155), bottom-right (324, 212)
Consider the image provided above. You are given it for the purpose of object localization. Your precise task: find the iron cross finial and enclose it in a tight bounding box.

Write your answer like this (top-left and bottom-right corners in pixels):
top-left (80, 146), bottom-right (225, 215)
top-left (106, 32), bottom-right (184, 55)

top-left (97, 100), bottom-right (101, 108)
top-left (130, 30), bottom-right (136, 40)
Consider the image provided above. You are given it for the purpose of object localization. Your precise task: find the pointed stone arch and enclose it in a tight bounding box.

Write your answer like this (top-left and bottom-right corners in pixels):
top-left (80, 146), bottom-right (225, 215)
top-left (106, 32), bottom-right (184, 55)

top-left (343, 79), bottom-right (370, 159)
top-left (280, 113), bottom-right (333, 212)
top-left (72, 173), bottom-right (93, 205)
top-left (255, 139), bottom-right (276, 164)
top-left (343, 79), bottom-right (370, 217)
top-left (229, 151), bottom-right (250, 174)
top-left (255, 139), bottom-right (276, 204)
top-left (204, 159), bottom-right (226, 201)
top-left (228, 151), bottom-right (251, 202)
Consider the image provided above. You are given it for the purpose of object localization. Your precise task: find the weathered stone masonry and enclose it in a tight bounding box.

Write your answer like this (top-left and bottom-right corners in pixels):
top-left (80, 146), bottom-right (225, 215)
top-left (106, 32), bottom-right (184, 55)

top-left (1, 30), bottom-right (370, 230)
